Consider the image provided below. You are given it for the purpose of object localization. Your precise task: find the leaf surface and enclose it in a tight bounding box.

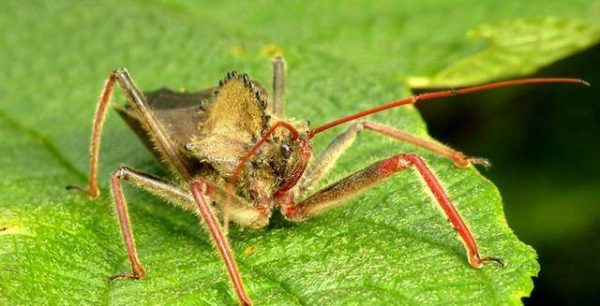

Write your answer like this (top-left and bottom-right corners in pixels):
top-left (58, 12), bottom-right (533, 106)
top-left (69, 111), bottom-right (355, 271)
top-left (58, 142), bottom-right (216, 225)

top-left (1, 1), bottom-right (598, 305)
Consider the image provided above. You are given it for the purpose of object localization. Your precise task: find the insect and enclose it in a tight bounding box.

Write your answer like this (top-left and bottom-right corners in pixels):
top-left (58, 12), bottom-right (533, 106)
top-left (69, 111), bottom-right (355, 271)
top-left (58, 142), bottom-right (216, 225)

top-left (68, 56), bottom-right (586, 305)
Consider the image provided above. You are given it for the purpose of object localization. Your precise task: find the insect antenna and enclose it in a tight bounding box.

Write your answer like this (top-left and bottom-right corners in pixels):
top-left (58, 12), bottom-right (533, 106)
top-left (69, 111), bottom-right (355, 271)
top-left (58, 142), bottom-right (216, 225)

top-left (308, 78), bottom-right (589, 138)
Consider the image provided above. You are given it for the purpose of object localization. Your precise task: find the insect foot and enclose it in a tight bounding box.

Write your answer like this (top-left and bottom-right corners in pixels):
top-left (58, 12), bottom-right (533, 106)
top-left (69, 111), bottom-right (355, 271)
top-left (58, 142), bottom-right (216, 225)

top-left (65, 183), bottom-right (99, 199)
top-left (107, 268), bottom-right (146, 284)
top-left (466, 156), bottom-right (493, 169)
top-left (469, 253), bottom-right (505, 269)
top-left (449, 152), bottom-right (493, 169)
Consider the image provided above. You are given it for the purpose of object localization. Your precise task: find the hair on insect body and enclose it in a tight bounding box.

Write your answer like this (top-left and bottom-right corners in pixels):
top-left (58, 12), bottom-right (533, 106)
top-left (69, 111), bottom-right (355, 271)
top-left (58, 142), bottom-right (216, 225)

top-left (68, 56), bottom-right (588, 305)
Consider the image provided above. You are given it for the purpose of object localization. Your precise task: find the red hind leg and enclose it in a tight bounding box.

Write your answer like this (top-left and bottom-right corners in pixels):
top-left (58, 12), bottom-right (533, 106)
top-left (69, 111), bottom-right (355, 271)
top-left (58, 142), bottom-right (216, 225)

top-left (284, 153), bottom-right (503, 269)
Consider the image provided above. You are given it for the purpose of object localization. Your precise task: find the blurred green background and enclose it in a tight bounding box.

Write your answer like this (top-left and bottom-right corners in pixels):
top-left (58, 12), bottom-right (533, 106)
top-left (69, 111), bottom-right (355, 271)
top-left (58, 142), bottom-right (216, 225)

top-left (1, 0), bottom-right (599, 304)
top-left (417, 45), bottom-right (600, 304)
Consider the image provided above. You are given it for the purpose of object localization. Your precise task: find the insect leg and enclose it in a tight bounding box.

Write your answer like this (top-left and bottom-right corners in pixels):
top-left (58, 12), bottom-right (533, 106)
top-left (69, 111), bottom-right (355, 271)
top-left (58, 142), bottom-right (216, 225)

top-left (284, 153), bottom-right (504, 269)
top-left (362, 122), bottom-right (490, 167)
top-left (271, 56), bottom-right (285, 117)
top-left (68, 69), bottom-right (192, 198)
top-left (112, 69), bottom-right (193, 179)
top-left (110, 165), bottom-right (260, 304)
top-left (109, 165), bottom-right (199, 281)
top-left (191, 180), bottom-right (253, 306)
top-left (66, 73), bottom-right (117, 198)
top-left (298, 122), bottom-right (364, 195)
top-left (299, 121), bottom-right (486, 195)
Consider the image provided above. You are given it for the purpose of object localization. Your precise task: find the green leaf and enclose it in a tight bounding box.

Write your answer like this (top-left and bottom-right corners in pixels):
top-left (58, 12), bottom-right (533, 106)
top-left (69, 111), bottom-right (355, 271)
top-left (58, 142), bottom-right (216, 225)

top-left (406, 17), bottom-right (600, 87)
top-left (0, 1), bottom-right (598, 305)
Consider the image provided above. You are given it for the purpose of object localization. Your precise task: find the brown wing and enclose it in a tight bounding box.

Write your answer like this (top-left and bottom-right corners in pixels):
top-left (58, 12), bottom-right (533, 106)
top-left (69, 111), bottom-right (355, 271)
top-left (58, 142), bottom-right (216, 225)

top-left (115, 87), bottom-right (216, 175)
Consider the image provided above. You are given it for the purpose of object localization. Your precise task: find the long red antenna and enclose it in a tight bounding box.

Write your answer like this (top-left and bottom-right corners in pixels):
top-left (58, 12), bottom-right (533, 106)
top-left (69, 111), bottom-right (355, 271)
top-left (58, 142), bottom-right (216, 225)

top-left (308, 78), bottom-right (589, 138)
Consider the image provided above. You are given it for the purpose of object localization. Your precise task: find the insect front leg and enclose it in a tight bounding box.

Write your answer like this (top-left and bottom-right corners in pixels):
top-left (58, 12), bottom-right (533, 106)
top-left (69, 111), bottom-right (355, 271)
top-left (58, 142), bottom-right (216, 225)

top-left (299, 121), bottom-right (488, 195)
top-left (285, 153), bottom-right (503, 269)
top-left (110, 166), bottom-right (257, 305)
top-left (191, 181), bottom-right (252, 306)
top-left (68, 69), bottom-right (191, 198)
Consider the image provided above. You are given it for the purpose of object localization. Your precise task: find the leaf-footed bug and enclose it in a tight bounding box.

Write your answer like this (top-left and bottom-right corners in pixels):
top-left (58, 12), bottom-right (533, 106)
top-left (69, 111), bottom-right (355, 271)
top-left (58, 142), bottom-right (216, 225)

top-left (68, 56), bottom-right (587, 305)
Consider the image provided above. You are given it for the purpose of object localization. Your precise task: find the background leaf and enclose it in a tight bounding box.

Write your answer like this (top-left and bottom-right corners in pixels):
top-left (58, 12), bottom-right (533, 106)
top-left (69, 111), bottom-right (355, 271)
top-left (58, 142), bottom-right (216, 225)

top-left (1, 1), bottom-right (598, 305)
top-left (406, 17), bottom-right (600, 87)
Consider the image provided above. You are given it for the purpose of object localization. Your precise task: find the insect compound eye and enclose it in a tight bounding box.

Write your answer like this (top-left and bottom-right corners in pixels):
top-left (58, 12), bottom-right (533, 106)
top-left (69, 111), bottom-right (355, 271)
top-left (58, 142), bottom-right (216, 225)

top-left (280, 144), bottom-right (292, 159)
